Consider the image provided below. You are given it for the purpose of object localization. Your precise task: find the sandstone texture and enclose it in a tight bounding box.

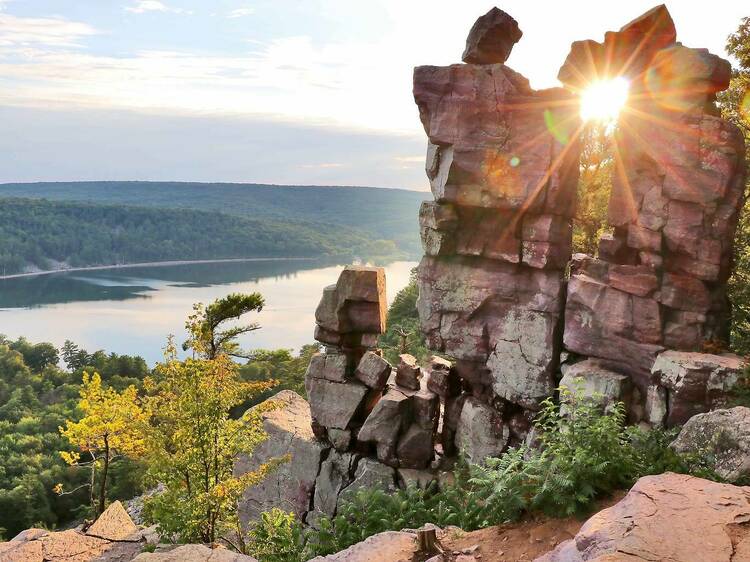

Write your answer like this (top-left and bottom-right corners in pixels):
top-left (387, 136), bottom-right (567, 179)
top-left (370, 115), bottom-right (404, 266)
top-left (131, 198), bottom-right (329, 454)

top-left (308, 530), bottom-right (416, 562)
top-left (671, 407), bottom-right (750, 482)
top-left (537, 473), bottom-right (750, 562)
top-left (132, 545), bottom-right (257, 562)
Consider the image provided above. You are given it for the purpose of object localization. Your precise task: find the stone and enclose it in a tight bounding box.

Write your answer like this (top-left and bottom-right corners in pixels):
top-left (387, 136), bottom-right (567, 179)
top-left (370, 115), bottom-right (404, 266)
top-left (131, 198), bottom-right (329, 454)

top-left (0, 528), bottom-right (143, 562)
top-left (328, 428), bottom-right (352, 451)
top-left (644, 384), bottom-right (668, 426)
top-left (671, 407), bottom-right (750, 482)
top-left (538, 473), bottom-right (750, 562)
top-left (461, 7), bottom-right (522, 65)
top-left (397, 423), bottom-right (435, 469)
top-left (313, 450), bottom-right (356, 517)
top-left (412, 386), bottom-right (440, 430)
top-left (314, 266), bottom-right (386, 336)
top-left (396, 354), bottom-right (421, 390)
top-left (308, 531), bottom-right (416, 562)
top-left (354, 351), bottom-right (391, 389)
top-left (85, 500), bottom-right (139, 541)
top-left (358, 389), bottom-right (411, 466)
top-left (235, 391), bottom-right (326, 526)
top-left (306, 377), bottom-right (368, 430)
top-left (652, 351), bottom-right (744, 426)
top-left (606, 265), bottom-right (658, 297)
top-left (455, 397), bottom-right (508, 463)
top-left (133, 545), bottom-right (258, 561)
top-left (559, 359), bottom-right (632, 414)
top-left (338, 458), bottom-right (396, 507)
top-left (306, 352), bottom-right (350, 383)
top-left (397, 468), bottom-right (439, 490)
top-left (425, 356), bottom-right (459, 398)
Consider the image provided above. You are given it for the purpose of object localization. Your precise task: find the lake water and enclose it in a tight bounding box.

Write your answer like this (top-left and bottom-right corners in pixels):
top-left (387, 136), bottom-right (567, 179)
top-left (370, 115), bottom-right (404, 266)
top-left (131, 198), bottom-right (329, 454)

top-left (0, 259), bottom-right (418, 364)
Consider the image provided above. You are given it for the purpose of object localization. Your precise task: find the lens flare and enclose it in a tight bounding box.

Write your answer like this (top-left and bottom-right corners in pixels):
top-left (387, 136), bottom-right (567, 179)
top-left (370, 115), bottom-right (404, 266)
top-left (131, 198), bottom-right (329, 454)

top-left (580, 77), bottom-right (630, 122)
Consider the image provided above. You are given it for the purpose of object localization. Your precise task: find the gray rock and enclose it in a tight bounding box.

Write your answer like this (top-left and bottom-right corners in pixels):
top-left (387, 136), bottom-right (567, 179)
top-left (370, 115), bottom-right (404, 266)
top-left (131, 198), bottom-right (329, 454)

top-left (234, 390), bottom-right (326, 527)
top-left (354, 351), bottom-right (391, 389)
top-left (306, 352), bottom-right (351, 383)
top-left (652, 351), bottom-right (744, 425)
top-left (307, 531), bottom-right (416, 562)
top-left (306, 377), bottom-right (368, 430)
top-left (328, 428), bottom-right (352, 452)
top-left (396, 354), bottom-right (421, 390)
top-left (338, 458), bottom-right (396, 508)
top-left (455, 397), bottom-right (508, 463)
top-left (313, 450), bottom-right (356, 517)
top-left (397, 424), bottom-right (435, 469)
top-left (671, 407), bottom-right (750, 482)
top-left (462, 7), bottom-right (522, 64)
top-left (559, 359), bottom-right (632, 414)
top-left (358, 389), bottom-right (411, 466)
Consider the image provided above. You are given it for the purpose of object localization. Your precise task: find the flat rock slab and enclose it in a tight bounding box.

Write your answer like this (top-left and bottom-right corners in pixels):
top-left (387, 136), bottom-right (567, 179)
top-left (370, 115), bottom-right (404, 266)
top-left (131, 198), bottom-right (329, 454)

top-left (86, 500), bottom-right (139, 541)
top-left (536, 473), bottom-right (750, 561)
top-left (133, 545), bottom-right (257, 562)
top-left (308, 531), bottom-right (416, 562)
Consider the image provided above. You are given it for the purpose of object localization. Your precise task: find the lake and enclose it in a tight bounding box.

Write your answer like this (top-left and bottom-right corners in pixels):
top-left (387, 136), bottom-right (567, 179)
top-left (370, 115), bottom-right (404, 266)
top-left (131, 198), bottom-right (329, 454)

top-left (0, 259), bottom-right (418, 364)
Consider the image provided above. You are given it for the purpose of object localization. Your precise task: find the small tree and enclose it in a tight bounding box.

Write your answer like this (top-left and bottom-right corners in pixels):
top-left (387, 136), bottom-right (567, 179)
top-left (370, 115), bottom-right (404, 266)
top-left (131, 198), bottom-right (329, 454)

top-left (58, 372), bottom-right (146, 517)
top-left (184, 293), bottom-right (265, 360)
top-left (142, 340), bottom-right (282, 545)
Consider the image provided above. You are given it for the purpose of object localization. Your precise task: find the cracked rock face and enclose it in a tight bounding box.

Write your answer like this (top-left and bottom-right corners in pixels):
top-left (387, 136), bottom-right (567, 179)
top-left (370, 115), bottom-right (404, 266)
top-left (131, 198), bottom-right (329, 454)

top-left (537, 473), bottom-right (750, 562)
top-left (671, 407), bottom-right (750, 482)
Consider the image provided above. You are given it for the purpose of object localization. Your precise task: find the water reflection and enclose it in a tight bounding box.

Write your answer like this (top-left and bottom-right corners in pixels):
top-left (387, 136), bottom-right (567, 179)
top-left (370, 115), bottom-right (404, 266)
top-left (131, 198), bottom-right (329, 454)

top-left (0, 259), bottom-right (417, 364)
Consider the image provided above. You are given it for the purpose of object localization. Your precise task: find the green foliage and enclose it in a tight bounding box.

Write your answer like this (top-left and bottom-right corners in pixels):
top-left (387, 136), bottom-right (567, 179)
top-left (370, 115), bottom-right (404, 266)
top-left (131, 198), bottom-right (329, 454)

top-left (0, 197), bottom-right (407, 276)
top-left (719, 17), bottom-right (750, 354)
top-left (0, 336), bottom-right (147, 537)
top-left (244, 508), bottom-right (305, 562)
top-left (379, 269), bottom-right (428, 364)
top-left (184, 293), bottom-right (265, 360)
top-left (572, 122), bottom-right (614, 255)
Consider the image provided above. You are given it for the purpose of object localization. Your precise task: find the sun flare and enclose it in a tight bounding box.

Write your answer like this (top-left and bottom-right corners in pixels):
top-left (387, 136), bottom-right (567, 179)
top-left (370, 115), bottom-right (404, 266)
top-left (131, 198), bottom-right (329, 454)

top-left (580, 77), bottom-right (630, 122)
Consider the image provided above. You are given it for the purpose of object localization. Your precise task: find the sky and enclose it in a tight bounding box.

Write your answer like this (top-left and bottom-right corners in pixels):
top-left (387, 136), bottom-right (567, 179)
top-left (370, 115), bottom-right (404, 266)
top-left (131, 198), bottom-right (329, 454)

top-left (0, 0), bottom-right (746, 190)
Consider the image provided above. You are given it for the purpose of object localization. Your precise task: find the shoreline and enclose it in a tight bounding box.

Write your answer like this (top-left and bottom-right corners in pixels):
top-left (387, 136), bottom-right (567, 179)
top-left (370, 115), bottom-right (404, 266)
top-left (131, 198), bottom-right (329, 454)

top-left (0, 257), bottom-right (318, 280)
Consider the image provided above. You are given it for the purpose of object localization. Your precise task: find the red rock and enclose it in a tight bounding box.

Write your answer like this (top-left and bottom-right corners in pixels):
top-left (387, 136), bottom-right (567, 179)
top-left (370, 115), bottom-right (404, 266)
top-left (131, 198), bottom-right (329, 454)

top-left (461, 7), bottom-right (522, 65)
top-left (660, 272), bottom-right (711, 313)
top-left (627, 224), bottom-right (661, 252)
top-left (607, 264), bottom-right (658, 297)
top-left (538, 473), bottom-right (750, 562)
top-left (396, 354), bottom-right (421, 390)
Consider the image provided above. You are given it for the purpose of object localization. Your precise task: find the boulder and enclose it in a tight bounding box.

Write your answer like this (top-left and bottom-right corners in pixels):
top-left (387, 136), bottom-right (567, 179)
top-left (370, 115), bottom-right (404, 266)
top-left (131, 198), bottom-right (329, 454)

top-left (455, 397), bottom-right (508, 463)
top-left (338, 458), bottom-right (396, 507)
top-left (314, 266), bottom-right (386, 336)
top-left (671, 407), bottom-right (750, 482)
top-left (537, 473), bottom-right (750, 562)
top-left (312, 451), bottom-right (356, 517)
top-left (133, 545), bottom-right (257, 562)
top-left (651, 351), bottom-right (744, 425)
top-left (306, 352), bottom-right (350, 383)
top-left (559, 359), bottom-right (632, 414)
top-left (306, 377), bottom-right (368, 430)
top-left (0, 528), bottom-right (141, 562)
top-left (358, 389), bottom-right (411, 466)
top-left (461, 7), bottom-right (522, 64)
top-left (235, 391), bottom-right (326, 527)
top-left (354, 352), bottom-right (391, 389)
top-left (396, 424), bottom-right (434, 469)
top-left (395, 354), bottom-right (421, 390)
top-left (308, 531), bottom-right (416, 562)
top-left (85, 500), bottom-right (139, 541)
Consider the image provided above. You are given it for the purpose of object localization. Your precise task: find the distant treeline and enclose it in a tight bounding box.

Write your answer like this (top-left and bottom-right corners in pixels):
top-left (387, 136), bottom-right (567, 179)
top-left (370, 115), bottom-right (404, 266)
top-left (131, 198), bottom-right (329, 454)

top-left (0, 197), bottom-right (404, 275)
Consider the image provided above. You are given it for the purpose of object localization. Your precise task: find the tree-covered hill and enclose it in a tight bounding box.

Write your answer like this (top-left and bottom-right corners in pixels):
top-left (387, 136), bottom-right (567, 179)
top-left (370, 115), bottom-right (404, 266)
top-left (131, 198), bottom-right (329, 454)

top-left (0, 198), bottom-right (405, 276)
top-left (0, 181), bottom-right (426, 256)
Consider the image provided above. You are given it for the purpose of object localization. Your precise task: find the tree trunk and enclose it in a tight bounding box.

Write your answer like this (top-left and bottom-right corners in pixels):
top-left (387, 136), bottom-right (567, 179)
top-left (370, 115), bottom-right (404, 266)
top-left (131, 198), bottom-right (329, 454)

top-left (416, 528), bottom-right (442, 555)
top-left (98, 436), bottom-right (109, 517)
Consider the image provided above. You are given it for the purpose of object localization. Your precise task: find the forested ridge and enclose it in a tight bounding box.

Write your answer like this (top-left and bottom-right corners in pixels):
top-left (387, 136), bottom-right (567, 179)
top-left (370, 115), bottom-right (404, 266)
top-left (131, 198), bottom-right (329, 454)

top-left (0, 197), bottom-right (407, 276)
top-left (0, 181), bottom-right (425, 257)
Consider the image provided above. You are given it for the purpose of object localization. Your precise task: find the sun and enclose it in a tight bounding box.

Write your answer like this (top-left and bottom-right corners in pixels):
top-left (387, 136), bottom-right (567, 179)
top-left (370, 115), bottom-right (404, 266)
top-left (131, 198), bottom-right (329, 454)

top-left (580, 77), bottom-right (630, 122)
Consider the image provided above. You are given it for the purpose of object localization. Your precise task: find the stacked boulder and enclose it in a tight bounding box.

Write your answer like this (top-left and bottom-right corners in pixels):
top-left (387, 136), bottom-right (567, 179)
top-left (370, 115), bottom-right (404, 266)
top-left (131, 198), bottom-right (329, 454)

top-left (304, 266), bottom-right (445, 523)
top-left (558, 5), bottom-right (747, 424)
top-left (413, 7), bottom-right (581, 449)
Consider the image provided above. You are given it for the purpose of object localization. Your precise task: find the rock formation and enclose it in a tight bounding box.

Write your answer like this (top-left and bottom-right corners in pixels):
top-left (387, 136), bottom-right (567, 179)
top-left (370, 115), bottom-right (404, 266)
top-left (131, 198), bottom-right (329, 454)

top-left (414, 6), bottom-right (582, 450)
top-left (537, 473), bottom-right (750, 562)
top-left (558, 5), bottom-right (747, 423)
top-left (413, 4), bottom-right (747, 440)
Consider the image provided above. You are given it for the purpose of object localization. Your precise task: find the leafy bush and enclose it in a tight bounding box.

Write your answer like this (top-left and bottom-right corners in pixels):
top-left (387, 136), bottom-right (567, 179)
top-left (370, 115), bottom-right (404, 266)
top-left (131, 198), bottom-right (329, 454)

top-left (245, 509), bottom-right (305, 562)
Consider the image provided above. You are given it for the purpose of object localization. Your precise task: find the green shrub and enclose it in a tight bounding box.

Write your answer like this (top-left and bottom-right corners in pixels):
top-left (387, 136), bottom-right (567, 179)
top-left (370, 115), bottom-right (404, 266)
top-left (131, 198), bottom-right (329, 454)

top-left (245, 509), bottom-right (305, 562)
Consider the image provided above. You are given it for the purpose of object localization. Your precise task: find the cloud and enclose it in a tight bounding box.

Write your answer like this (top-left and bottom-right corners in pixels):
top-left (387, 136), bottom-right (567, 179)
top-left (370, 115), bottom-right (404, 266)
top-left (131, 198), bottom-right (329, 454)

top-left (124, 1), bottom-right (184, 14)
top-left (0, 13), bottom-right (98, 48)
top-left (227, 7), bottom-right (255, 19)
